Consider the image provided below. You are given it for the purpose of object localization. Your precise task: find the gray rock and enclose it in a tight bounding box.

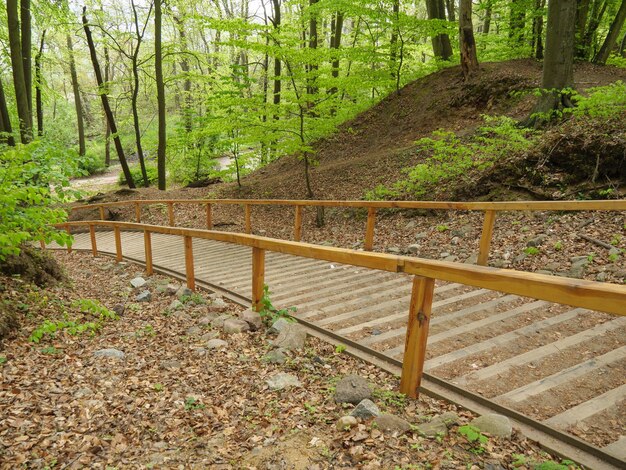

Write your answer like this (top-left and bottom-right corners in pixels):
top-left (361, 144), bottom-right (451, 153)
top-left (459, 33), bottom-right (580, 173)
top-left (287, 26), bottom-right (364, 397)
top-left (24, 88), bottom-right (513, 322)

top-left (263, 348), bottom-right (288, 364)
top-left (135, 290), bottom-right (151, 302)
top-left (130, 277), bottom-right (147, 288)
top-left (526, 234), bottom-right (548, 247)
top-left (336, 416), bottom-right (358, 431)
top-left (273, 323), bottom-right (307, 350)
top-left (415, 232), bottom-right (428, 240)
top-left (211, 314), bottom-right (234, 329)
top-left (192, 347), bottom-right (207, 356)
top-left (609, 247), bottom-right (621, 257)
top-left (570, 255), bottom-right (589, 263)
top-left (371, 329), bottom-right (382, 336)
top-left (513, 254), bottom-right (527, 264)
top-left (470, 413), bottom-right (512, 438)
top-left (160, 359), bottom-right (182, 370)
top-left (166, 283), bottom-right (180, 295)
top-left (443, 255), bottom-right (458, 262)
top-left (186, 326), bottom-right (203, 336)
top-left (111, 304), bottom-right (125, 316)
top-left (200, 331), bottom-right (220, 341)
top-left (269, 317), bottom-right (293, 334)
top-left (350, 399), bottom-right (380, 419)
top-left (168, 300), bottom-right (183, 311)
top-left (223, 318), bottom-right (250, 334)
top-left (242, 309), bottom-right (263, 331)
top-left (451, 236), bottom-right (461, 245)
top-left (387, 246), bottom-right (402, 254)
top-left (198, 313), bottom-right (218, 326)
top-left (484, 464), bottom-right (507, 470)
top-left (436, 411), bottom-right (459, 427)
top-left (206, 339), bottom-right (228, 350)
top-left (93, 348), bottom-right (125, 360)
top-left (176, 286), bottom-right (193, 299)
top-left (440, 252), bottom-right (450, 258)
top-left (464, 254), bottom-right (478, 264)
top-left (373, 413), bottom-right (411, 435)
top-left (209, 297), bottom-right (229, 313)
top-left (415, 419), bottom-right (447, 437)
top-left (493, 259), bottom-right (508, 268)
top-left (407, 244), bottom-right (421, 254)
top-left (544, 262), bottom-right (560, 271)
top-left (266, 372), bottom-right (301, 391)
top-left (596, 272), bottom-right (608, 282)
top-left (335, 375), bottom-right (372, 404)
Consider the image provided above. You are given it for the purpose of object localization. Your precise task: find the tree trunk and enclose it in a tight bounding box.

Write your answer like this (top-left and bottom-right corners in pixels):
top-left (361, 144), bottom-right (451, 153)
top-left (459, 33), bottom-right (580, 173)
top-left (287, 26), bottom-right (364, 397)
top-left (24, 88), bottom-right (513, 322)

top-left (155, 0), bottom-right (166, 190)
top-left (272, 0), bottom-right (281, 110)
top-left (532, 0), bottom-right (546, 59)
top-left (20, 0), bottom-right (32, 122)
top-left (575, 0), bottom-right (591, 58)
top-left (459, 0), bottom-right (479, 79)
top-left (174, 16), bottom-right (193, 133)
top-left (306, 0), bottom-right (319, 109)
top-left (330, 11), bottom-right (344, 92)
top-left (7, 0), bottom-right (32, 143)
top-left (528, 0), bottom-right (577, 124)
top-left (445, 0), bottom-right (456, 21)
top-left (0, 78), bottom-right (16, 146)
top-left (104, 45), bottom-right (111, 167)
top-left (580, 0), bottom-right (607, 59)
top-left (620, 32), bottom-right (626, 56)
top-left (425, 0), bottom-right (453, 60)
top-left (593, 0), bottom-right (626, 64)
top-left (483, 1), bottom-right (492, 34)
top-left (66, 35), bottom-right (86, 157)
top-left (509, 0), bottom-right (526, 43)
top-left (82, 7), bottom-right (135, 188)
top-left (34, 30), bottom-right (44, 136)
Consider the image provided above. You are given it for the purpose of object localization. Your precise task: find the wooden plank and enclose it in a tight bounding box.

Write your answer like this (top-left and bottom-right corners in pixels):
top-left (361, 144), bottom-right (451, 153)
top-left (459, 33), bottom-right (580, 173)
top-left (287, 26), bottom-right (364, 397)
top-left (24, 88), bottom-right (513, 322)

top-left (244, 204), bottom-right (251, 234)
top-left (114, 227), bottom-right (122, 262)
top-left (39, 240), bottom-right (45, 250)
top-left (477, 210), bottom-right (496, 266)
top-left (421, 309), bottom-right (585, 369)
top-left (400, 276), bottom-right (435, 398)
top-left (184, 236), bottom-right (195, 291)
top-left (252, 247), bottom-right (265, 311)
top-left (544, 383), bottom-right (626, 428)
top-left (294, 205), bottom-right (302, 242)
top-left (454, 317), bottom-right (626, 386)
top-left (99, 206), bottom-right (105, 220)
top-left (364, 207), bottom-right (376, 251)
top-left (89, 225), bottom-right (98, 257)
top-left (500, 346), bottom-right (626, 403)
top-left (144, 230), bottom-right (153, 275)
top-left (206, 203), bottom-right (213, 230)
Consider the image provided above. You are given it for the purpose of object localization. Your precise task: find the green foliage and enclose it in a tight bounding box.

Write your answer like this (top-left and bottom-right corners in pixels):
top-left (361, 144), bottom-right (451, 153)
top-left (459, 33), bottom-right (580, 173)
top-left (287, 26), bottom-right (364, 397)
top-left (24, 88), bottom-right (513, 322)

top-left (80, 143), bottom-right (108, 176)
top-left (570, 82), bottom-right (626, 119)
top-left (458, 424), bottom-right (488, 454)
top-left (553, 241), bottom-right (563, 251)
top-left (70, 298), bottom-right (118, 321)
top-left (184, 397), bottom-right (205, 410)
top-left (153, 383), bottom-right (164, 392)
top-left (0, 356), bottom-right (7, 365)
top-left (118, 163), bottom-right (159, 186)
top-left (258, 284), bottom-right (297, 325)
top-left (523, 247), bottom-right (540, 255)
top-left (0, 142), bottom-right (80, 260)
top-left (335, 344), bottom-right (347, 353)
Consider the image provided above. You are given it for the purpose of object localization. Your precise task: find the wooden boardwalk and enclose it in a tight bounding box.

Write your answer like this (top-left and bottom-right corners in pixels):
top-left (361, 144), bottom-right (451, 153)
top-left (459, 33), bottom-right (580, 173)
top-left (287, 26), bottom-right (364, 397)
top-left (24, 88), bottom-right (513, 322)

top-left (59, 230), bottom-right (626, 462)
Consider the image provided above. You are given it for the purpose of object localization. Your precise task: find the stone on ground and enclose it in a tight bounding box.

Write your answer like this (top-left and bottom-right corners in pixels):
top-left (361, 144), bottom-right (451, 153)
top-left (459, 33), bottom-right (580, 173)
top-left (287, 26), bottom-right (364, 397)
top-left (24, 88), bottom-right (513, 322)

top-left (373, 413), bottom-right (412, 435)
top-left (336, 416), bottom-right (358, 431)
top-left (269, 317), bottom-right (292, 334)
top-left (262, 348), bottom-right (288, 364)
top-left (241, 309), bottom-right (262, 331)
top-left (208, 297), bottom-right (229, 313)
top-left (135, 290), bottom-right (151, 302)
top-left (350, 399), bottom-right (380, 419)
top-left (168, 299), bottom-right (183, 311)
top-left (93, 348), bottom-right (125, 360)
top-left (334, 374), bottom-right (373, 404)
top-left (206, 339), bottom-right (228, 350)
top-left (186, 326), bottom-right (203, 336)
top-left (176, 286), bottom-right (192, 299)
top-left (166, 283), bottom-right (179, 295)
top-left (272, 323), bottom-right (307, 350)
top-left (223, 318), bottom-right (250, 334)
top-left (470, 413), bottom-right (512, 438)
top-left (266, 372), bottom-right (301, 391)
top-left (111, 304), bottom-right (125, 316)
top-left (160, 359), bottom-right (182, 370)
top-left (210, 314), bottom-right (234, 329)
top-left (198, 313), bottom-right (218, 326)
top-left (130, 277), bottom-right (147, 288)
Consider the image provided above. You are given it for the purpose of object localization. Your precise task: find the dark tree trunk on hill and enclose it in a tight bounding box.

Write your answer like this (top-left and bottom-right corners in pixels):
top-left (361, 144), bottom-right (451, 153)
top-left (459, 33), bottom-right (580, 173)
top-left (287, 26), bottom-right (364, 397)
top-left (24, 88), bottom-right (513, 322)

top-left (445, 0), bottom-right (456, 21)
top-left (155, 0), bottom-right (166, 190)
top-left (389, 0), bottom-right (400, 78)
top-left (66, 35), bottom-right (85, 157)
top-left (593, 0), bottom-right (626, 64)
top-left (7, 0), bottom-right (32, 143)
top-left (460, 0), bottom-right (479, 79)
top-left (528, 0), bottom-right (577, 125)
top-left (426, 0), bottom-right (453, 60)
top-left (104, 46), bottom-right (111, 166)
top-left (575, 0), bottom-right (591, 58)
top-left (0, 78), bottom-right (16, 146)
top-left (82, 7), bottom-right (135, 188)
top-left (532, 0), bottom-right (546, 59)
top-left (174, 15), bottom-right (192, 133)
top-left (483, 0), bottom-right (492, 34)
top-left (20, 0), bottom-right (32, 120)
top-left (271, 0), bottom-right (281, 111)
top-left (35, 30), bottom-right (45, 136)
top-left (579, 0), bottom-right (608, 59)
top-left (329, 9), bottom-right (344, 102)
top-left (306, 0), bottom-right (319, 112)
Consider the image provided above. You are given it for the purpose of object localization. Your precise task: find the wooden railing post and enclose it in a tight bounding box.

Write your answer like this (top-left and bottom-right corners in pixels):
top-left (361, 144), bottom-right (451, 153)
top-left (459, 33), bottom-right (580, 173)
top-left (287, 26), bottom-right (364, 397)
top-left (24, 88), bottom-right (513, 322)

top-left (252, 247), bottom-right (265, 312)
top-left (364, 207), bottom-right (377, 251)
top-left (89, 224), bottom-right (98, 257)
top-left (66, 225), bottom-right (72, 253)
top-left (184, 235), bottom-right (195, 291)
top-left (144, 230), bottom-right (153, 276)
top-left (244, 204), bottom-right (251, 234)
top-left (135, 202), bottom-right (141, 223)
top-left (400, 276), bottom-right (435, 399)
top-left (477, 210), bottom-right (496, 266)
top-left (99, 206), bottom-right (105, 220)
top-left (114, 226), bottom-right (123, 262)
top-left (294, 206), bottom-right (303, 242)
top-left (167, 202), bottom-right (175, 226)
top-left (206, 203), bottom-right (213, 230)
top-left (39, 240), bottom-right (45, 250)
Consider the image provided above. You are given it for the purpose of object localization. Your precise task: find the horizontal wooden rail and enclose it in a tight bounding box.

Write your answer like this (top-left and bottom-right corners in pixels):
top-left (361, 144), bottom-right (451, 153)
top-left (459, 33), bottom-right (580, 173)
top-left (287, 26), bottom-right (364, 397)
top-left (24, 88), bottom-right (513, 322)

top-left (57, 220), bottom-right (626, 399)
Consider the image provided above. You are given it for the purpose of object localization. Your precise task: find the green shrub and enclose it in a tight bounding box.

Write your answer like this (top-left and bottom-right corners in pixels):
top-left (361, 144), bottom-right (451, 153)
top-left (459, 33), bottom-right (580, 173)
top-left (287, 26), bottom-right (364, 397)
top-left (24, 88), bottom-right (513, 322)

top-left (80, 143), bottom-right (107, 176)
top-left (118, 163), bottom-right (158, 186)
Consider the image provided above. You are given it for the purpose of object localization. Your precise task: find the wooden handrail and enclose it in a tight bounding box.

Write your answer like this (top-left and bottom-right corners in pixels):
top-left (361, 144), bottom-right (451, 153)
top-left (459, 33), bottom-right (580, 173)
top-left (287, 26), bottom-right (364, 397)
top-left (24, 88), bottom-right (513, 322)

top-left (57, 219), bottom-right (626, 399)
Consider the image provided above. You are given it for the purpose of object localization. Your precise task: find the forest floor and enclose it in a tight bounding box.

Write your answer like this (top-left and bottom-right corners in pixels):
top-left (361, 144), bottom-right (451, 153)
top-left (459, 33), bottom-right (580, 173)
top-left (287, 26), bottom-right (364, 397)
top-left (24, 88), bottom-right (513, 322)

top-left (0, 252), bottom-right (577, 469)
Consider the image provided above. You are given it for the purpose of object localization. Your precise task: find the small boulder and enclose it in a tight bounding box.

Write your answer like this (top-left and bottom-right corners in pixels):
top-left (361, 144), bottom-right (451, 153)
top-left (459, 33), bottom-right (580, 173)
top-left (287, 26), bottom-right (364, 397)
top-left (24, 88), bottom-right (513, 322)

top-left (262, 348), bottom-right (288, 364)
top-left (130, 277), bottom-right (147, 288)
top-left (373, 413), bottom-right (411, 435)
top-left (609, 247), bottom-right (621, 257)
top-left (407, 244), bottom-right (421, 254)
top-left (186, 326), bottom-right (203, 336)
top-left (336, 416), bottom-right (358, 431)
top-left (350, 399), bottom-right (380, 420)
top-left (526, 234), bottom-right (548, 248)
top-left (269, 317), bottom-right (292, 334)
top-left (208, 297), bottom-right (229, 313)
top-left (241, 309), bottom-right (263, 331)
top-left (135, 290), bottom-right (151, 302)
top-left (334, 374), bottom-right (372, 404)
top-left (470, 413), bottom-right (512, 438)
top-left (160, 359), bottom-right (182, 370)
top-left (168, 300), bottom-right (183, 311)
top-left (206, 339), bottom-right (228, 350)
top-left (266, 372), bottom-right (301, 391)
top-left (198, 313), bottom-right (218, 326)
top-left (223, 319), bottom-right (250, 334)
top-left (176, 286), bottom-right (193, 299)
top-left (272, 323), bottom-right (307, 350)
top-left (111, 304), bottom-right (125, 316)
top-left (211, 314), bottom-right (234, 329)
top-left (166, 283), bottom-right (180, 296)
top-left (93, 348), bottom-right (125, 360)
top-left (387, 246), bottom-right (402, 254)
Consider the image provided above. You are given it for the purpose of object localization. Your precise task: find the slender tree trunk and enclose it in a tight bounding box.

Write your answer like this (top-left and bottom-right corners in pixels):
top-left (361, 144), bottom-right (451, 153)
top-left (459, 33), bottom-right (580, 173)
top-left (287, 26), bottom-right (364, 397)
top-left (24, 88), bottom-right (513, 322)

top-left (34, 30), bottom-right (45, 136)
top-left (7, 0), bottom-right (32, 143)
top-left (528, 0), bottom-right (577, 124)
top-left (445, 0), bottom-right (456, 21)
top-left (425, 0), bottom-right (453, 60)
top-left (483, 0), bottom-right (492, 34)
top-left (155, 0), bottom-right (166, 190)
top-left (509, 0), bottom-right (526, 43)
top-left (82, 7), bottom-right (135, 188)
top-left (580, 0), bottom-right (607, 59)
top-left (272, 0), bottom-right (281, 111)
top-left (533, 0), bottom-right (546, 59)
top-left (66, 35), bottom-right (86, 157)
top-left (575, 0), bottom-right (591, 58)
top-left (593, 0), bottom-right (626, 64)
top-left (620, 32), bottom-right (626, 56)
top-left (459, 0), bottom-right (479, 79)
top-left (0, 78), bottom-right (16, 146)
top-left (306, 0), bottom-right (319, 111)
top-left (20, 0), bottom-right (31, 122)
top-left (390, 0), bottom-right (400, 74)
top-left (104, 45), bottom-right (111, 167)
top-left (174, 16), bottom-right (192, 133)
top-left (329, 10), bottom-right (344, 98)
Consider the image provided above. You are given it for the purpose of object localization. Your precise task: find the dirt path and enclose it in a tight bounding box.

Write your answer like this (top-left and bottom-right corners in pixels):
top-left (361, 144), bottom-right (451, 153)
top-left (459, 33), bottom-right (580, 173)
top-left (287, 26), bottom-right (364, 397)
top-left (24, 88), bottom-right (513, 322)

top-left (71, 165), bottom-right (121, 194)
